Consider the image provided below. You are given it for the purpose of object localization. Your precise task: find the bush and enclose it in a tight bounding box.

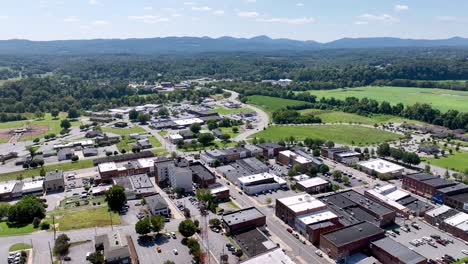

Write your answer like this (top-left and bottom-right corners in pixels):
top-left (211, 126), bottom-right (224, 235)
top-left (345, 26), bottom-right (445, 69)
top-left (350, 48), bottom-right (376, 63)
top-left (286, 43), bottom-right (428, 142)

top-left (40, 222), bottom-right (50, 230)
top-left (32, 217), bottom-right (41, 228)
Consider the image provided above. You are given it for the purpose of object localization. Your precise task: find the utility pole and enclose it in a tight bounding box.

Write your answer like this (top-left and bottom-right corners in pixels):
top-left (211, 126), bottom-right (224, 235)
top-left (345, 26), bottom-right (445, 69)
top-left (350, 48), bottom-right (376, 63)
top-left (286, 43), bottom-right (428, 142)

top-left (48, 241), bottom-right (53, 264)
top-left (109, 211), bottom-right (114, 230)
top-left (52, 215), bottom-right (56, 241)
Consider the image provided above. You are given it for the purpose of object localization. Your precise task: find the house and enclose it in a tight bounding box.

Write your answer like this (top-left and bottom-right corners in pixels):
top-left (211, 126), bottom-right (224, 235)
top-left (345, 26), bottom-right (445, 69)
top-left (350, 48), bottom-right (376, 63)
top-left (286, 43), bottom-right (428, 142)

top-left (137, 139), bottom-right (152, 149)
top-left (114, 122), bottom-right (128, 128)
top-left (96, 136), bottom-right (120, 146)
top-left (44, 170), bottom-right (65, 193)
top-left (57, 148), bottom-right (74, 161)
top-left (94, 230), bottom-right (131, 264)
top-left (179, 129), bottom-right (195, 139)
top-left (418, 144), bottom-right (440, 154)
top-left (85, 130), bottom-right (103, 138)
top-left (83, 148), bottom-right (98, 157)
top-left (212, 129), bottom-right (223, 139)
top-left (145, 194), bottom-right (169, 216)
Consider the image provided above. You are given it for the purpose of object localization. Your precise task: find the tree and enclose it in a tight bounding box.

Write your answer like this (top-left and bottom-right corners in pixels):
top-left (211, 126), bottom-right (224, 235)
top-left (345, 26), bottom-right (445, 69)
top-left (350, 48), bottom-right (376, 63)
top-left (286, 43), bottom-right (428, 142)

top-left (60, 119), bottom-right (71, 130)
top-left (150, 215), bottom-right (165, 233)
top-left (8, 196), bottom-right (45, 224)
top-left (266, 197), bottom-right (272, 206)
top-left (0, 203), bottom-right (11, 219)
top-left (67, 108), bottom-right (80, 119)
top-left (129, 109), bottom-right (139, 121)
top-left (377, 143), bottom-right (391, 157)
top-left (178, 219), bottom-right (197, 239)
top-left (198, 133), bottom-right (215, 146)
top-left (312, 149), bottom-right (320, 157)
top-left (326, 141), bottom-right (335, 148)
top-left (220, 134), bottom-right (231, 146)
top-left (33, 138), bottom-right (40, 143)
top-left (319, 164), bottom-right (329, 174)
top-left (207, 120), bottom-right (218, 130)
top-left (105, 185), bottom-right (127, 212)
top-left (232, 127), bottom-right (239, 134)
top-left (71, 155), bottom-right (79, 162)
top-left (190, 123), bottom-right (201, 134)
top-left (87, 251), bottom-right (105, 264)
top-left (135, 217), bottom-right (151, 236)
top-left (342, 176), bottom-right (350, 185)
top-left (209, 218), bottom-right (221, 227)
top-left (138, 113), bottom-right (150, 124)
top-left (53, 234), bottom-right (70, 258)
top-left (222, 91), bottom-right (231, 98)
top-left (35, 111), bottom-right (44, 119)
top-left (51, 109), bottom-right (60, 119)
top-left (332, 170), bottom-right (342, 181)
top-left (196, 189), bottom-right (212, 203)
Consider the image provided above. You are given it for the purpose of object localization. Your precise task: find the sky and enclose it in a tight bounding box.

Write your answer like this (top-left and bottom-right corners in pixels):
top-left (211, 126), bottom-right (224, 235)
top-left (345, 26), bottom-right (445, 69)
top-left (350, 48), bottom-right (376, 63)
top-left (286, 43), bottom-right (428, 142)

top-left (1, 0), bottom-right (467, 42)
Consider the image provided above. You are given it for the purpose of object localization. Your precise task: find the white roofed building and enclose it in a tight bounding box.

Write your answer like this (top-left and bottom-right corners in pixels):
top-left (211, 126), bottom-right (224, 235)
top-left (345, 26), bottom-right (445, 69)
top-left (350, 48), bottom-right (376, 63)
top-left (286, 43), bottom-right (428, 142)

top-left (237, 172), bottom-right (287, 195)
top-left (296, 177), bottom-right (330, 194)
top-left (276, 193), bottom-right (327, 226)
top-left (358, 159), bottom-right (404, 179)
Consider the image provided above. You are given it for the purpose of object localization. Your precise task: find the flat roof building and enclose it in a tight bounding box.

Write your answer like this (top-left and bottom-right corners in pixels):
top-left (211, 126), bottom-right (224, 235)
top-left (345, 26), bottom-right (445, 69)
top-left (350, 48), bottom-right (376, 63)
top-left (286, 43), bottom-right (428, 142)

top-left (239, 248), bottom-right (295, 264)
top-left (222, 207), bottom-right (266, 235)
top-left (358, 159), bottom-right (404, 179)
top-left (370, 237), bottom-right (427, 264)
top-left (145, 194), bottom-right (169, 216)
top-left (237, 172), bottom-right (287, 195)
top-left (276, 193), bottom-right (327, 226)
top-left (296, 177), bottom-right (330, 194)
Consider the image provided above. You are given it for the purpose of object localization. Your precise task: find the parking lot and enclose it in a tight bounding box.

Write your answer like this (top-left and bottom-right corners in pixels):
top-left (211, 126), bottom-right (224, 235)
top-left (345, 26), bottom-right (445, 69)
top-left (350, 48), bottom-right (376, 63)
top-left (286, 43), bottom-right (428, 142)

top-left (390, 217), bottom-right (467, 261)
top-left (67, 241), bottom-right (94, 264)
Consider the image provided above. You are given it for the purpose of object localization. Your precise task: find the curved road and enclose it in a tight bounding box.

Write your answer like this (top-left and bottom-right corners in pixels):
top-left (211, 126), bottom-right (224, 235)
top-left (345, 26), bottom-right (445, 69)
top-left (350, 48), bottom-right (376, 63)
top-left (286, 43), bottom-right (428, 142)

top-left (223, 90), bottom-right (269, 141)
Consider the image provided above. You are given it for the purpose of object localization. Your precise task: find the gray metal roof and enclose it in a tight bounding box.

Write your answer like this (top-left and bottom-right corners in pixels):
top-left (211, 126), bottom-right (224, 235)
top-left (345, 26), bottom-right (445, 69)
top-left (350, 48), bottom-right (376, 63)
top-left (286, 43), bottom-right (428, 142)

top-left (145, 194), bottom-right (168, 211)
top-left (371, 237), bottom-right (426, 264)
top-left (321, 222), bottom-right (384, 247)
top-left (45, 170), bottom-right (64, 182)
top-left (223, 207), bottom-right (265, 227)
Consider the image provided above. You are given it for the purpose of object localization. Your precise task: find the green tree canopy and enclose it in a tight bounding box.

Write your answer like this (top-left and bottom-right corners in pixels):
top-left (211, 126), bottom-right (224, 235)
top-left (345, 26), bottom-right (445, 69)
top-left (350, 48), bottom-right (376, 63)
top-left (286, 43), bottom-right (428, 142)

top-left (105, 185), bottom-right (127, 212)
top-left (178, 219), bottom-right (197, 238)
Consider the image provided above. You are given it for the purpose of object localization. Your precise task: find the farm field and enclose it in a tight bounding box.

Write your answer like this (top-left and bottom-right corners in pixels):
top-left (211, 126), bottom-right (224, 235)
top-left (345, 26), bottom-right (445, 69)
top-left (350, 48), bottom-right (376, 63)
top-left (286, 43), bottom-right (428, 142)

top-left (425, 151), bottom-right (468, 172)
top-left (251, 125), bottom-right (403, 146)
top-left (302, 86), bottom-right (468, 112)
top-left (299, 109), bottom-right (425, 125)
top-left (246, 95), bottom-right (306, 113)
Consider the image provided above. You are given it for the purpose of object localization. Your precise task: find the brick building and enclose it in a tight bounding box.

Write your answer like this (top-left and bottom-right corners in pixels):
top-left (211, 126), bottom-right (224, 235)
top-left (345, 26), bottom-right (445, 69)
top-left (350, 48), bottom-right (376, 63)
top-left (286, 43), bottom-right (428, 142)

top-left (222, 207), bottom-right (266, 235)
top-left (402, 173), bottom-right (456, 199)
top-left (275, 193), bottom-right (327, 227)
top-left (370, 237), bottom-right (427, 264)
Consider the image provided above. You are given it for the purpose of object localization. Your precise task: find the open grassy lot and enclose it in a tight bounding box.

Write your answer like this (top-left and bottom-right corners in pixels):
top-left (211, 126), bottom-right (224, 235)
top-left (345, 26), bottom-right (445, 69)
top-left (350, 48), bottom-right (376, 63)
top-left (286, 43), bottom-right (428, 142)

top-left (102, 125), bottom-right (146, 136)
top-left (148, 136), bottom-right (162, 147)
top-left (0, 159), bottom-right (94, 182)
top-left (213, 106), bottom-right (254, 115)
top-left (246, 95), bottom-right (306, 112)
top-left (302, 86), bottom-right (468, 112)
top-left (152, 148), bottom-right (169, 156)
top-left (299, 109), bottom-right (425, 125)
top-left (177, 140), bottom-right (237, 152)
top-left (9, 243), bottom-right (32, 252)
top-left (252, 125), bottom-right (403, 146)
top-left (0, 222), bottom-right (35, 236)
top-left (424, 151), bottom-right (468, 172)
top-left (53, 206), bottom-right (121, 231)
top-left (158, 130), bottom-right (168, 137)
top-left (219, 127), bottom-right (240, 138)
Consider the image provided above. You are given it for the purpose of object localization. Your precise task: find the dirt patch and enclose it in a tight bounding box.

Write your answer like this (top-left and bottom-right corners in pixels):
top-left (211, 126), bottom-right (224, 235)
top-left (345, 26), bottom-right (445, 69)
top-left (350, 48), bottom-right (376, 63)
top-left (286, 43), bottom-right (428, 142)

top-left (0, 125), bottom-right (48, 141)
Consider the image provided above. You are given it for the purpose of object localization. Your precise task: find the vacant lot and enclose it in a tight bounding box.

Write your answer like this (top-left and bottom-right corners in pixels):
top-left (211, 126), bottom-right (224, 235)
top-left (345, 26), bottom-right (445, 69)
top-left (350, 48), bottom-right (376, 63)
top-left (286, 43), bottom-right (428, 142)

top-left (54, 206), bottom-right (121, 231)
top-left (303, 86), bottom-right (468, 112)
top-left (252, 125), bottom-right (403, 146)
top-left (213, 106), bottom-right (253, 115)
top-left (246, 95), bottom-right (306, 112)
top-left (425, 151), bottom-right (468, 172)
top-left (299, 109), bottom-right (425, 125)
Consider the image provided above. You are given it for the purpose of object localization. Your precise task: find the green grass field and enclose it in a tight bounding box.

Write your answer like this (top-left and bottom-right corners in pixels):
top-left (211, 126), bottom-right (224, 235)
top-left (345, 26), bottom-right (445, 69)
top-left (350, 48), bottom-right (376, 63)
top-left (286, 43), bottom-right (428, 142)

top-left (9, 243), bottom-right (32, 252)
top-left (0, 159), bottom-right (94, 182)
top-left (299, 109), bottom-right (425, 125)
top-left (425, 151), bottom-right (468, 172)
top-left (102, 125), bottom-right (146, 136)
top-left (302, 86), bottom-right (468, 112)
top-left (158, 130), bottom-right (168, 137)
top-left (246, 95), bottom-right (306, 112)
top-left (148, 136), bottom-right (162, 147)
top-left (0, 222), bottom-right (35, 236)
top-left (152, 148), bottom-right (169, 156)
top-left (219, 127), bottom-right (240, 138)
top-left (213, 106), bottom-right (254, 115)
top-left (252, 125), bottom-right (403, 146)
top-left (54, 206), bottom-right (121, 231)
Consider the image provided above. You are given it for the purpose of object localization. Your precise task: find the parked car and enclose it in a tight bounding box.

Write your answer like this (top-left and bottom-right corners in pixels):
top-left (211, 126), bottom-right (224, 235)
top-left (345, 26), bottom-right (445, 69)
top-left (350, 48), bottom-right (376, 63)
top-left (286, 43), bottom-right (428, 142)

top-left (173, 249), bottom-right (178, 255)
top-left (171, 232), bottom-right (176, 239)
top-left (156, 246), bottom-right (161, 253)
top-left (315, 250), bottom-right (323, 257)
top-left (286, 228), bottom-right (293, 233)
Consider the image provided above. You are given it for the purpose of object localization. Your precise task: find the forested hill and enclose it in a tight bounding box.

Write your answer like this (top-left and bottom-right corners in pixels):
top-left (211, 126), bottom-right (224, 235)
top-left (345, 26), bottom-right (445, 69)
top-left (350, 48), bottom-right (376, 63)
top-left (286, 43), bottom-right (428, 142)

top-left (1, 36), bottom-right (468, 54)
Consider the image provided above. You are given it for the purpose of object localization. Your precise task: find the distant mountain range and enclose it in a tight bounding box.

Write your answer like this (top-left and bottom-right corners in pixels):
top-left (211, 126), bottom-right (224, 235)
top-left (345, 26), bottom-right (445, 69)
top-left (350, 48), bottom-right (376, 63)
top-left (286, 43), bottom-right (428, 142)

top-left (1, 36), bottom-right (468, 54)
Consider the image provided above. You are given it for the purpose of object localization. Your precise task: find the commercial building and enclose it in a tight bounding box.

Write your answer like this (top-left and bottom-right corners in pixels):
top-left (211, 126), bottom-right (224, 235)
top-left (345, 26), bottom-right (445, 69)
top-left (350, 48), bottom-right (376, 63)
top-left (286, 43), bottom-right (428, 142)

top-left (445, 193), bottom-right (468, 212)
top-left (402, 172), bottom-right (456, 199)
top-left (169, 167), bottom-right (193, 193)
top-left (319, 222), bottom-right (385, 262)
top-left (295, 210), bottom-right (341, 244)
top-left (189, 163), bottom-right (216, 187)
top-left (222, 207), bottom-right (266, 235)
top-left (443, 212), bottom-right (468, 241)
top-left (335, 151), bottom-right (362, 165)
top-left (237, 172), bottom-right (287, 195)
top-left (320, 190), bottom-right (396, 227)
top-left (239, 248), bottom-right (295, 264)
top-left (208, 183), bottom-right (230, 201)
top-left (243, 144), bottom-right (263, 157)
top-left (434, 183), bottom-right (468, 205)
top-left (154, 158), bottom-right (175, 183)
top-left (94, 230), bottom-right (131, 264)
top-left (424, 205), bottom-right (458, 227)
top-left (370, 237), bottom-right (427, 264)
top-left (145, 193), bottom-right (169, 216)
top-left (276, 193), bottom-right (328, 226)
top-left (98, 158), bottom-right (155, 181)
top-left (173, 117), bottom-right (204, 127)
top-left (113, 174), bottom-right (156, 200)
top-left (169, 134), bottom-right (183, 144)
top-left (44, 170), bottom-right (65, 193)
top-left (217, 157), bottom-right (269, 184)
top-left (320, 147), bottom-right (350, 159)
top-left (296, 177), bottom-right (330, 194)
top-left (0, 182), bottom-right (17, 200)
top-left (257, 143), bottom-right (285, 158)
top-left (277, 150), bottom-right (320, 173)
top-left (21, 180), bottom-right (44, 196)
top-left (358, 159), bottom-right (404, 179)
top-left (365, 186), bottom-right (410, 216)
top-left (201, 147), bottom-right (251, 166)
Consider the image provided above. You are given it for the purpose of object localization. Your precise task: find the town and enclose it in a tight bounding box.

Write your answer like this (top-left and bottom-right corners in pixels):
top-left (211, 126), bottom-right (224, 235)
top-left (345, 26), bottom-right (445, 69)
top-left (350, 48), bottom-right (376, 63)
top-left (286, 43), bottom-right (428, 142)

top-left (0, 81), bottom-right (467, 264)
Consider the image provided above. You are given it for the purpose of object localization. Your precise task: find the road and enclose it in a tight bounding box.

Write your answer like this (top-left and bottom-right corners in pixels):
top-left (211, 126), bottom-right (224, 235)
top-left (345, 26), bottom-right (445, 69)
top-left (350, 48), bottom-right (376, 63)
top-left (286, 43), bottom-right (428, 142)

top-left (223, 90), bottom-right (269, 141)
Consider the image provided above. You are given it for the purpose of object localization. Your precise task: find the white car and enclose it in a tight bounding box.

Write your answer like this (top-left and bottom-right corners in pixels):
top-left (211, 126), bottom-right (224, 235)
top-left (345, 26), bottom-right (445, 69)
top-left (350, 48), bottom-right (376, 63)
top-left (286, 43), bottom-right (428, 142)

top-left (315, 250), bottom-right (323, 257)
top-left (173, 249), bottom-right (178, 255)
top-left (462, 249), bottom-right (468, 255)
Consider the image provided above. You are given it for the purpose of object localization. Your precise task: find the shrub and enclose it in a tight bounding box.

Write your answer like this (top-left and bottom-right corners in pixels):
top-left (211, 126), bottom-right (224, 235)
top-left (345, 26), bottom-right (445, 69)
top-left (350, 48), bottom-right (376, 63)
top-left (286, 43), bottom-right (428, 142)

top-left (40, 222), bottom-right (50, 230)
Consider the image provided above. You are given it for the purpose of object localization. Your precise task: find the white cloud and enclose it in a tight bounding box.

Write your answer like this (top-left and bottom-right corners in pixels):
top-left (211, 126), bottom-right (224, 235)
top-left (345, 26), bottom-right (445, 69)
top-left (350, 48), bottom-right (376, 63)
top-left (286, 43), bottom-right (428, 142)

top-left (0, 15), bottom-right (8, 20)
top-left (184, 1), bottom-right (196, 6)
top-left (143, 6), bottom-right (153, 11)
top-left (296, 2), bottom-right (304, 7)
top-left (213, 10), bottom-right (225, 16)
top-left (64, 16), bottom-right (80, 23)
top-left (436, 16), bottom-right (457, 22)
top-left (92, 20), bottom-right (110, 26)
top-left (237, 11), bottom-right (259, 18)
top-left (354, 21), bottom-right (368, 25)
top-left (244, 0), bottom-right (256, 3)
top-left (358, 13), bottom-right (399, 24)
top-left (89, 0), bottom-right (102, 6)
top-left (394, 4), bottom-right (409, 12)
top-left (172, 13), bottom-right (183, 17)
top-left (257, 17), bottom-right (315, 25)
top-left (128, 15), bottom-right (169, 24)
top-left (192, 6), bottom-right (212, 11)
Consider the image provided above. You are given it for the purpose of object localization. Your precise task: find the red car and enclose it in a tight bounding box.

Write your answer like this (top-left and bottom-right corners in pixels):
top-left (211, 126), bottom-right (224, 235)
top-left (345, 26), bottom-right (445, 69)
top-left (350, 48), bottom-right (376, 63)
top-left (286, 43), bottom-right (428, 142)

top-left (287, 228), bottom-right (293, 233)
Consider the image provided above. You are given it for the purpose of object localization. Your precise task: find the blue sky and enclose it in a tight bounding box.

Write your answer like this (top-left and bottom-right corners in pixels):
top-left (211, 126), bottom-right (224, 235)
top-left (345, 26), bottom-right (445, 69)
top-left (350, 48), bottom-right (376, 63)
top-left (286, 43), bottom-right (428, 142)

top-left (1, 0), bottom-right (467, 42)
